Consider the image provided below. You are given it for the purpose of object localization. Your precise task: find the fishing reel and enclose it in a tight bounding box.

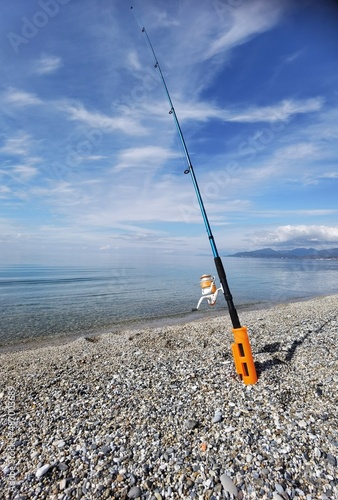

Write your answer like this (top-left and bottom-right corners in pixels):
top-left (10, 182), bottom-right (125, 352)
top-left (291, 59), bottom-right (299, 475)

top-left (194, 274), bottom-right (223, 310)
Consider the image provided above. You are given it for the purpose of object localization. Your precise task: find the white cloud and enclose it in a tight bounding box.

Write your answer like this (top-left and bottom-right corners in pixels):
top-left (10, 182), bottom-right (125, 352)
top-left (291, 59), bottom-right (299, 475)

top-left (11, 165), bottom-right (38, 181)
top-left (114, 146), bottom-right (181, 171)
top-left (127, 51), bottom-right (142, 71)
top-left (205, 0), bottom-right (285, 60)
top-left (61, 102), bottom-right (147, 136)
top-left (303, 171), bottom-right (338, 186)
top-left (276, 142), bottom-right (319, 160)
top-left (248, 225), bottom-right (338, 248)
top-left (34, 55), bottom-right (63, 75)
top-left (283, 49), bottom-right (305, 64)
top-left (153, 9), bottom-right (180, 28)
top-left (0, 185), bottom-right (11, 196)
top-left (164, 97), bottom-right (324, 124)
top-left (0, 133), bottom-right (34, 157)
top-left (3, 88), bottom-right (42, 107)
top-left (224, 98), bottom-right (324, 123)
top-left (82, 155), bottom-right (108, 161)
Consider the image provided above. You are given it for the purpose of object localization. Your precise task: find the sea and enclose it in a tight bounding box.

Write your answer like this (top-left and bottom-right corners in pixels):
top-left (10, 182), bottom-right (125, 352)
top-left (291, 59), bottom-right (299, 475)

top-left (1, 256), bottom-right (338, 349)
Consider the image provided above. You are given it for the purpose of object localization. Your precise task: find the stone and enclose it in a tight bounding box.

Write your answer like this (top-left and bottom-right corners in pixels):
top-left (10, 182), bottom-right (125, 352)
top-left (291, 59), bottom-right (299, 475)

top-left (220, 474), bottom-right (238, 496)
top-left (59, 478), bottom-right (67, 490)
top-left (275, 483), bottom-right (285, 494)
top-left (129, 474), bottom-right (137, 485)
top-left (128, 486), bottom-right (142, 498)
top-left (326, 453), bottom-right (336, 466)
top-left (36, 464), bottom-right (51, 479)
top-left (185, 419), bottom-right (199, 430)
top-left (99, 445), bottom-right (111, 455)
top-left (212, 411), bottom-right (223, 424)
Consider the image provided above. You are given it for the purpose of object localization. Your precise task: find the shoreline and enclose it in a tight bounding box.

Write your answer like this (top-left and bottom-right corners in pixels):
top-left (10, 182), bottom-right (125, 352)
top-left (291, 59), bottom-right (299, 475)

top-left (1, 294), bottom-right (337, 498)
top-left (0, 293), bottom-right (334, 355)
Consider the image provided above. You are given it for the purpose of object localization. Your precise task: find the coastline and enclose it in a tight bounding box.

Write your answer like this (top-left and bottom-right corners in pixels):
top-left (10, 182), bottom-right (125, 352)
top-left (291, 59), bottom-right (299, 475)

top-left (0, 293), bottom-right (335, 355)
top-left (1, 294), bottom-right (337, 498)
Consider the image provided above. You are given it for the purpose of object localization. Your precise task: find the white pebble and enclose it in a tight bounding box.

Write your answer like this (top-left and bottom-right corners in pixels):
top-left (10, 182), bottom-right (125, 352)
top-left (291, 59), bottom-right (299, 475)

top-left (36, 464), bottom-right (50, 479)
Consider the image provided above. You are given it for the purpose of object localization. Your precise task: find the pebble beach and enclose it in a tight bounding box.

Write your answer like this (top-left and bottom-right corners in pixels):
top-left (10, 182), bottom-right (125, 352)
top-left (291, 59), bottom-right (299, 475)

top-left (1, 295), bottom-right (337, 500)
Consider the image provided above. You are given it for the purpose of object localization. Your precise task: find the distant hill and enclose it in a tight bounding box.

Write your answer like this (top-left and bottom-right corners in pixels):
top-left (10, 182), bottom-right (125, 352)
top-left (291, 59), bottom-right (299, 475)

top-left (228, 247), bottom-right (338, 259)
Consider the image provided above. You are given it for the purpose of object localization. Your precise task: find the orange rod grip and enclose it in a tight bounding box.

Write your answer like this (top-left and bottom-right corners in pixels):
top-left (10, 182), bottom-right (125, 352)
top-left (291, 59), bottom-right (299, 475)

top-left (231, 326), bottom-right (258, 385)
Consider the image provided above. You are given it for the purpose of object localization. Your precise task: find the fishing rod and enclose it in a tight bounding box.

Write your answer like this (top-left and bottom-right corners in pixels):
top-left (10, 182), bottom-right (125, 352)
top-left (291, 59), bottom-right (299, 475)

top-left (131, 7), bottom-right (257, 384)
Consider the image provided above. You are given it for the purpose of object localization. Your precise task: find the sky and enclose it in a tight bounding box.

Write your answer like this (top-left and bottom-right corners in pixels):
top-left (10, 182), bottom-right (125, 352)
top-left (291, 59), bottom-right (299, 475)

top-left (1, 0), bottom-right (338, 265)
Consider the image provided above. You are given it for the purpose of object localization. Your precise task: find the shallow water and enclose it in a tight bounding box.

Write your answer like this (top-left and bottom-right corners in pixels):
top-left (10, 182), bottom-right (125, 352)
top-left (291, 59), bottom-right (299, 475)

top-left (1, 257), bottom-right (337, 346)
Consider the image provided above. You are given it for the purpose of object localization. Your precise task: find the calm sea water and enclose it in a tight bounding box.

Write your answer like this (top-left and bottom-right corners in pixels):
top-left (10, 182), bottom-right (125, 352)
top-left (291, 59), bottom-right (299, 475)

top-left (1, 257), bottom-right (337, 347)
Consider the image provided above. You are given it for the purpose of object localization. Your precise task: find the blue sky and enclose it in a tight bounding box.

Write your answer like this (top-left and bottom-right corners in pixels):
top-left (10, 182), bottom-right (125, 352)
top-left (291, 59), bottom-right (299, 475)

top-left (1, 0), bottom-right (338, 265)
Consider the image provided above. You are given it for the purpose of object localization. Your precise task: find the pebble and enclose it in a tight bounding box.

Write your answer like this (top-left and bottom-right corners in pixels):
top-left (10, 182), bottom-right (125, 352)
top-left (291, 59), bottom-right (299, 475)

top-left (0, 295), bottom-right (337, 500)
top-left (35, 464), bottom-right (51, 479)
top-left (273, 494), bottom-right (284, 500)
top-left (59, 478), bottom-right (67, 490)
top-left (275, 483), bottom-right (285, 494)
top-left (212, 411), bottom-right (223, 424)
top-left (128, 486), bottom-right (142, 498)
top-left (185, 419), bottom-right (199, 430)
top-left (220, 474), bottom-right (238, 496)
top-left (326, 453), bottom-right (337, 466)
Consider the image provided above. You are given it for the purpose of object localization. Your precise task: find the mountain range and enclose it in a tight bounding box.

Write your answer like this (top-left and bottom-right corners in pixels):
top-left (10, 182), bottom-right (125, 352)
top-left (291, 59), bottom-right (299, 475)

top-left (228, 248), bottom-right (338, 259)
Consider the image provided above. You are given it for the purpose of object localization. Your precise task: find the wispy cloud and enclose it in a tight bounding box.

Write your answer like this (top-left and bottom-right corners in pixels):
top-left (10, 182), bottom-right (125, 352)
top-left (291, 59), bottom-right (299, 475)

top-left (205, 0), bottom-right (285, 60)
top-left (0, 133), bottom-right (35, 157)
top-left (303, 171), bottom-right (338, 186)
top-left (34, 55), bottom-right (63, 75)
top-left (3, 88), bottom-right (42, 107)
top-left (275, 142), bottom-right (319, 160)
top-left (114, 146), bottom-right (181, 171)
top-left (164, 97), bottom-right (325, 124)
top-left (224, 98), bottom-right (324, 123)
top-left (11, 165), bottom-right (38, 181)
top-left (61, 102), bottom-right (147, 136)
top-left (283, 49), bottom-right (306, 64)
top-left (127, 51), bottom-right (142, 71)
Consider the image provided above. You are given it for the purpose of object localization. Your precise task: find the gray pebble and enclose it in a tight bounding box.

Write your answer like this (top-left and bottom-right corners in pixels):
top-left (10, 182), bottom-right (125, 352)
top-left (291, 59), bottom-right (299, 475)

top-left (275, 483), bottom-right (285, 494)
top-left (220, 474), bottom-right (238, 496)
top-left (326, 453), bottom-right (337, 466)
top-left (212, 411), bottom-right (223, 424)
top-left (99, 445), bottom-right (111, 455)
top-left (128, 486), bottom-right (142, 498)
top-left (185, 419), bottom-right (199, 430)
top-left (129, 474), bottom-right (137, 485)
